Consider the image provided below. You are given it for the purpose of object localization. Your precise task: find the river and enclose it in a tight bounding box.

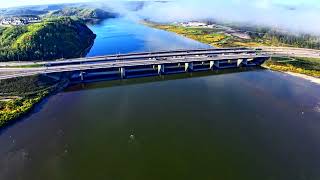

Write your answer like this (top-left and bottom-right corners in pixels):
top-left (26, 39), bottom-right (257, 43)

top-left (1, 18), bottom-right (320, 180)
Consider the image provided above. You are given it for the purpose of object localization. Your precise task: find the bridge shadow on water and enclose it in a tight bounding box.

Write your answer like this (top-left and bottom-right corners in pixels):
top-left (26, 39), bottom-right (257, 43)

top-left (66, 66), bottom-right (266, 92)
top-left (0, 66), bottom-right (265, 134)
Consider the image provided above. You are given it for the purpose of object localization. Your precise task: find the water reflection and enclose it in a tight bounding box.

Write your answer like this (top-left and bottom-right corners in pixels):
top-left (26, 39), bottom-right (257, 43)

top-left (87, 18), bottom-right (210, 56)
top-left (66, 67), bottom-right (264, 92)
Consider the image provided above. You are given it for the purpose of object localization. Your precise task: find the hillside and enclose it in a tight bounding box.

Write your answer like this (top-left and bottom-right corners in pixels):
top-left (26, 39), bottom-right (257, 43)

top-left (0, 8), bottom-right (48, 16)
top-left (0, 17), bottom-right (96, 61)
top-left (46, 7), bottom-right (117, 23)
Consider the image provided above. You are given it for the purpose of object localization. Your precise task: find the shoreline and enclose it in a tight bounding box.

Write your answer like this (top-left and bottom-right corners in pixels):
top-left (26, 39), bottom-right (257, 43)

top-left (0, 76), bottom-right (69, 128)
top-left (262, 65), bottom-right (320, 85)
top-left (284, 71), bottom-right (320, 85)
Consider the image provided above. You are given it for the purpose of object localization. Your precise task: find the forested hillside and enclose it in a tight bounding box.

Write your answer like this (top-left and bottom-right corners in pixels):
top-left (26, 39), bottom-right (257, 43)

top-left (46, 7), bottom-right (117, 23)
top-left (230, 25), bottom-right (320, 49)
top-left (0, 17), bottom-right (96, 61)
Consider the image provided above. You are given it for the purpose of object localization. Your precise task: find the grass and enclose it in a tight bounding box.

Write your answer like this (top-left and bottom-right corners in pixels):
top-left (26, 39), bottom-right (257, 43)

top-left (0, 74), bottom-right (67, 127)
top-left (0, 64), bottom-right (44, 68)
top-left (148, 23), bottom-right (297, 48)
top-left (153, 25), bottom-right (228, 47)
top-left (149, 23), bottom-right (263, 48)
top-left (263, 57), bottom-right (320, 77)
top-left (0, 91), bottom-right (48, 127)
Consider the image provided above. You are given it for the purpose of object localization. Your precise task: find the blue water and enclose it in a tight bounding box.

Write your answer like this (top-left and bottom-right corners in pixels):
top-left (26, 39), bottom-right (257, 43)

top-left (86, 18), bottom-right (210, 56)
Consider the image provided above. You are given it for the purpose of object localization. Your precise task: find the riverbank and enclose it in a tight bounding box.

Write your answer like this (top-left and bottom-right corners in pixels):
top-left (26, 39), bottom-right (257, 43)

top-left (0, 74), bottom-right (68, 127)
top-left (147, 22), bottom-right (320, 82)
top-left (146, 22), bottom-right (265, 48)
top-left (263, 57), bottom-right (320, 80)
top-left (285, 72), bottom-right (320, 85)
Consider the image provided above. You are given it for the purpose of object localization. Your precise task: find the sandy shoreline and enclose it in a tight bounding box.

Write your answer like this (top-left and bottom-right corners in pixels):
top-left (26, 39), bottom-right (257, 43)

top-left (284, 71), bottom-right (320, 85)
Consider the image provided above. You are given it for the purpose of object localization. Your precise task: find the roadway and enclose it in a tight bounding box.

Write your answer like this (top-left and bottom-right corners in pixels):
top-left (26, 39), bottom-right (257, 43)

top-left (0, 53), bottom-right (268, 80)
top-left (0, 48), bottom-right (258, 67)
top-left (260, 46), bottom-right (320, 59)
top-left (1, 46), bottom-right (319, 80)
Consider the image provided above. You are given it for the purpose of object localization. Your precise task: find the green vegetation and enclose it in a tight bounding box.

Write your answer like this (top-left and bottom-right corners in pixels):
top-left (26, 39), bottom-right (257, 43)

top-left (0, 17), bottom-right (96, 62)
top-left (0, 26), bottom-right (5, 34)
top-left (149, 22), bottom-right (320, 78)
top-left (150, 25), bottom-right (230, 47)
top-left (45, 7), bottom-right (117, 23)
top-left (0, 64), bottom-right (44, 68)
top-left (264, 57), bottom-right (320, 77)
top-left (229, 24), bottom-right (320, 49)
top-left (0, 75), bottom-right (67, 127)
top-left (0, 91), bottom-right (48, 126)
top-left (150, 23), bottom-right (320, 49)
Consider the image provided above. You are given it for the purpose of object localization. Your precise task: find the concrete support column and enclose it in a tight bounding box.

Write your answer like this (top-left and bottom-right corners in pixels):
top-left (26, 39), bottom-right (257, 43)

top-left (80, 71), bottom-right (85, 81)
top-left (210, 61), bottom-right (215, 69)
top-left (158, 64), bottom-right (165, 75)
top-left (120, 67), bottom-right (126, 79)
top-left (237, 59), bottom-right (243, 67)
top-left (210, 61), bottom-right (220, 69)
top-left (185, 62), bottom-right (194, 72)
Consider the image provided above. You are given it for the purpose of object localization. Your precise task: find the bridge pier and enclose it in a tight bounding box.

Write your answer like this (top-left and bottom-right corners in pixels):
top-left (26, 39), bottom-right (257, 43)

top-left (80, 71), bottom-right (86, 81)
top-left (210, 61), bottom-right (214, 69)
top-left (158, 64), bottom-right (165, 75)
top-left (237, 59), bottom-right (248, 67)
top-left (120, 67), bottom-right (126, 79)
top-left (185, 62), bottom-right (194, 72)
top-left (210, 61), bottom-right (220, 69)
top-left (237, 59), bottom-right (243, 67)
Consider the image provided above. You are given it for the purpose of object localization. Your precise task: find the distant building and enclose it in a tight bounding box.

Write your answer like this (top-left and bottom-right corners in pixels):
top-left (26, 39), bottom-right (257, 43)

top-left (180, 21), bottom-right (207, 27)
top-left (0, 16), bottom-right (41, 26)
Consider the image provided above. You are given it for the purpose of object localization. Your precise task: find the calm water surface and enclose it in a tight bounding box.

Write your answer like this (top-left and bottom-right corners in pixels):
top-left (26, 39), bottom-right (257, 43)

top-left (0, 18), bottom-right (320, 180)
top-left (86, 18), bottom-right (210, 56)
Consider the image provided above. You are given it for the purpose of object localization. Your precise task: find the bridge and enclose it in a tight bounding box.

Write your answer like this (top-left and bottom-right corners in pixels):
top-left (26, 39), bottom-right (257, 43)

top-left (0, 48), bottom-right (270, 81)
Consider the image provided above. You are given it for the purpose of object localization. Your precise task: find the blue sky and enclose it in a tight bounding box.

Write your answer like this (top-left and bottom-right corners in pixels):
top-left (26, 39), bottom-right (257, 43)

top-left (1, 0), bottom-right (319, 8)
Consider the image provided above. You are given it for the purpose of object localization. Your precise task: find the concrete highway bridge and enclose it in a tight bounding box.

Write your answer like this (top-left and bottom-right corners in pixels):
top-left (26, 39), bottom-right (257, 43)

top-left (0, 48), bottom-right (270, 81)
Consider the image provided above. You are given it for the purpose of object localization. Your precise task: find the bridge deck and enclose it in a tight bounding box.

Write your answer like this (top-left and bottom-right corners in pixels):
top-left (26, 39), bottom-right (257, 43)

top-left (0, 48), bottom-right (262, 67)
top-left (0, 50), bottom-right (269, 80)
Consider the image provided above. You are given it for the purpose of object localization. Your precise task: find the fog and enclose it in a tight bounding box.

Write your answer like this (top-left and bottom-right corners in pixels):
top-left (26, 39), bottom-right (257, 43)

top-left (132, 0), bottom-right (320, 35)
top-left (3, 0), bottom-right (320, 35)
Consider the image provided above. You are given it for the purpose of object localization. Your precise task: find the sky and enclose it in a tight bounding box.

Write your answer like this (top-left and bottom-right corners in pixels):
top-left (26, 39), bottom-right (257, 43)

top-left (1, 0), bottom-right (320, 8)
top-left (1, 0), bottom-right (320, 34)
top-left (136, 0), bottom-right (320, 34)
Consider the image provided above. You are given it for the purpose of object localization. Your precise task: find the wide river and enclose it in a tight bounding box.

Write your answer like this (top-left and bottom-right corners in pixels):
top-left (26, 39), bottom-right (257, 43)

top-left (1, 18), bottom-right (320, 180)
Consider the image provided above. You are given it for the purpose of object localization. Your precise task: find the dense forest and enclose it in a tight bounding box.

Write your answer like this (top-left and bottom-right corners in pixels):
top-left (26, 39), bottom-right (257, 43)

top-left (262, 31), bottom-right (320, 49)
top-left (0, 17), bottom-right (96, 62)
top-left (229, 24), bottom-right (320, 49)
top-left (45, 7), bottom-right (118, 23)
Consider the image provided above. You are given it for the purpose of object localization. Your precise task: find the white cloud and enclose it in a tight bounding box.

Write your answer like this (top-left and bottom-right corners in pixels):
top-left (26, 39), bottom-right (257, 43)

top-left (0, 0), bottom-right (89, 8)
top-left (136, 0), bottom-right (320, 35)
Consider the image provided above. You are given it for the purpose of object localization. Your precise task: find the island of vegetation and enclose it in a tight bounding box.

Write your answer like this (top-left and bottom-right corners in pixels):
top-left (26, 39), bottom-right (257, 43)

top-left (0, 17), bottom-right (96, 62)
top-left (147, 21), bottom-right (320, 78)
